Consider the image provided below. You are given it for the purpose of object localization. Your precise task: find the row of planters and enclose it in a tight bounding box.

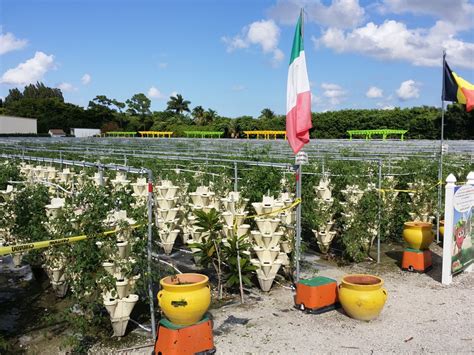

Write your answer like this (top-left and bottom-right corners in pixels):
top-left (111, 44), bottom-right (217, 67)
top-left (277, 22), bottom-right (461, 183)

top-left (0, 154), bottom-right (472, 346)
top-left (2, 154), bottom-right (472, 266)
top-left (0, 162), bottom-right (152, 347)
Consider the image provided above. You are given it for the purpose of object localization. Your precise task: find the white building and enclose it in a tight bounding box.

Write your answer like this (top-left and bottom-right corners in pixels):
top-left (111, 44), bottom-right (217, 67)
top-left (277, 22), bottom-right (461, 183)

top-left (0, 115), bottom-right (37, 134)
top-left (70, 128), bottom-right (101, 137)
top-left (49, 129), bottom-right (66, 137)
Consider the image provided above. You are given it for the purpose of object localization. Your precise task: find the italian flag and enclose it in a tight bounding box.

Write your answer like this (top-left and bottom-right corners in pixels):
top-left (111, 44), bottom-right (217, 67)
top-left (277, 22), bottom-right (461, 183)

top-left (286, 13), bottom-right (312, 154)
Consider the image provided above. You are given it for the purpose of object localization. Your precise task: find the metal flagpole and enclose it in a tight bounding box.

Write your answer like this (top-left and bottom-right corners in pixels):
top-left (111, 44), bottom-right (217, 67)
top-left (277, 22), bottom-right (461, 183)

top-left (295, 163), bottom-right (302, 282)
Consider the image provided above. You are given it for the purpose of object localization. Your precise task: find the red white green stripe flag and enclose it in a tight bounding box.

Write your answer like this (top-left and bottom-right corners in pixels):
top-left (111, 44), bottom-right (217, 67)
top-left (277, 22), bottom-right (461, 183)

top-left (286, 12), bottom-right (312, 154)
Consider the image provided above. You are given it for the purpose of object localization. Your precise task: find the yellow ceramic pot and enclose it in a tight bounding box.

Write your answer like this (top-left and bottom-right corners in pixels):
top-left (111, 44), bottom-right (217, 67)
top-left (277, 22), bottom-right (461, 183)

top-left (439, 220), bottom-right (445, 239)
top-left (338, 274), bottom-right (388, 321)
top-left (403, 222), bottom-right (434, 250)
top-left (158, 273), bottom-right (211, 326)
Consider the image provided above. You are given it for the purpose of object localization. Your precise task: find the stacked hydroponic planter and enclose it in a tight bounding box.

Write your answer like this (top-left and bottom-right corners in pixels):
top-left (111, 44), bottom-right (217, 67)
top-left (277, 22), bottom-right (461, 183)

top-left (154, 180), bottom-right (181, 254)
top-left (185, 185), bottom-right (219, 257)
top-left (250, 193), bottom-right (296, 292)
top-left (44, 197), bottom-right (69, 297)
top-left (340, 183), bottom-right (378, 252)
top-left (220, 191), bottom-right (251, 244)
top-left (312, 175), bottom-right (337, 254)
top-left (101, 210), bottom-right (140, 337)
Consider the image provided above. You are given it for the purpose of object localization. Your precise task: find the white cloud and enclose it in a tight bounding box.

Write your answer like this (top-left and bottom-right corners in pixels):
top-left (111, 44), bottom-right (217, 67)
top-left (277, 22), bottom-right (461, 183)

top-left (148, 86), bottom-right (165, 99)
top-left (232, 84), bottom-right (246, 91)
top-left (396, 80), bottom-right (420, 100)
top-left (311, 93), bottom-right (323, 105)
top-left (57, 82), bottom-right (77, 92)
top-left (81, 73), bottom-right (91, 85)
top-left (318, 20), bottom-right (474, 68)
top-left (0, 31), bottom-right (28, 55)
top-left (0, 51), bottom-right (55, 85)
top-left (158, 62), bottom-right (168, 69)
top-left (366, 86), bottom-right (383, 98)
top-left (381, 105), bottom-right (395, 110)
top-left (268, 0), bottom-right (365, 29)
top-left (222, 19), bottom-right (284, 65)
top-left (321, 82), bottom-right (346, 105)
top-left (379, 0), bottom-right (474, 30)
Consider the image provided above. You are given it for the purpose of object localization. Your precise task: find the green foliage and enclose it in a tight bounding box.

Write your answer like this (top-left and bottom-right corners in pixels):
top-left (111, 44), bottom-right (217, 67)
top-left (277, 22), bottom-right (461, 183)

top-left (222, 235), bottom-right (256, 288)
top-left (239, 166), bottom-right (283, 203)
top-left (259, 108), bottom-right (275, 120)
top-left (11, 185), bottom-right (49, 265)
top-left (0, 160), bottom-right (20, 189)
top-left (190, 208), bottom-right (225, 297)
top-left (4, 82), bottom-right (473, 139)
top-left (340, 191), bottom-right (379, 262)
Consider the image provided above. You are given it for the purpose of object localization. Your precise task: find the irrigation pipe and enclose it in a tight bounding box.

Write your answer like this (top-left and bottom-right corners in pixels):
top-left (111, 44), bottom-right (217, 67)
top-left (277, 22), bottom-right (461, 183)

top-left (128, 318), bottom-right (152, 332)
top-left (8, 179), bottom-right (74, 195)
top-left (153, 256), bottom-right (183, 274)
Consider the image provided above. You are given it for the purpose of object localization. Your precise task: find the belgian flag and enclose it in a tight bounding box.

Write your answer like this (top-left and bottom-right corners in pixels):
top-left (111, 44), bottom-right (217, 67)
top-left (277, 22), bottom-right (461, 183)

top-left (443, 55), bottom-right (474, 112)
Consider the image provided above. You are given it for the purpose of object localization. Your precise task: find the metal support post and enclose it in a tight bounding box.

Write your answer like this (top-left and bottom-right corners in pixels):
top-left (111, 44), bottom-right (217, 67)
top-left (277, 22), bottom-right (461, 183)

top-left (377, 159), bottom-right (382, 263)
top-left (147, 170), bottom-right (157, 339)
top-left (98, 165), bottom-right (104, 186)
top-left (234, 162), bottom-right (238, 192)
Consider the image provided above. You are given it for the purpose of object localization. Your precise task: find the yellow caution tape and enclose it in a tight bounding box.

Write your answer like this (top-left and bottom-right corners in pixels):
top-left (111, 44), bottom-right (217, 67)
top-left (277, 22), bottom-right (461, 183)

top-left (378, 180), bottom-right (445, 196)
top-left (0, 224), bottom-right (141, 256)
top-left (246, 198), bottom-right (301, 220)
top-left (231, 198), bottom-right (301, 232)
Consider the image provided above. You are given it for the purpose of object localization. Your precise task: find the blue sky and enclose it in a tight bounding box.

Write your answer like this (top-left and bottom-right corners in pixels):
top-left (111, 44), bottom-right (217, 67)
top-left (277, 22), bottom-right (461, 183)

top-left (1, 0), bottom-right (473, 117)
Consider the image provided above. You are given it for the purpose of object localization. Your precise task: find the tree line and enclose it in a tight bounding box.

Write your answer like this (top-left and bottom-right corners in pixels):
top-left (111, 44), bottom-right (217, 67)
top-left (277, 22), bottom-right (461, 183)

top-left (1, 82), bottom-right (473, 139)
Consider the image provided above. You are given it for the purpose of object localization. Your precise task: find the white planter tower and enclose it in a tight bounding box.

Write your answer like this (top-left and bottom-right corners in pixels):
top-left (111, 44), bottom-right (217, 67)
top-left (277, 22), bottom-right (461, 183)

top-left (101, 210), bottom-right (139, 337)
top-left (250, 195), bottom-right (291, 292)
top-left (220, 191), bottom-right (250, 244)
top-left (111, 172), bottom-right (131, 189)
top-left (155, 180), bottom-right (181, 254)
top-left (312, 176), bottom-right (337, 254)
top-left (44, 197), bottom-right (69, 297)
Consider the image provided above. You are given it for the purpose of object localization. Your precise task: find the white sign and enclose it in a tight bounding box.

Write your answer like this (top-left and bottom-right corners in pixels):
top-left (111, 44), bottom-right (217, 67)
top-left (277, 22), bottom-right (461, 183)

top-left (453, 185), bottom-right (474, 213)
top-left (295, 151), bottom-right (309, 165)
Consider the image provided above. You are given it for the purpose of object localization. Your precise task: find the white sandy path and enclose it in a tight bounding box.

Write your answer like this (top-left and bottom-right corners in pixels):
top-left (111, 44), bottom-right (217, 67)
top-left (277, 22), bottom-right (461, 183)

top-left (210, 264), bottom-right (473, 354)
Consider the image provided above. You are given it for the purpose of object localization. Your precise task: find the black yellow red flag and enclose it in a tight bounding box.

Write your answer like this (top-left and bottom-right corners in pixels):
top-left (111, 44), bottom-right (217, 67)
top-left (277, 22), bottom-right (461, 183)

top-left (442, 54), bottom-right (474, 112)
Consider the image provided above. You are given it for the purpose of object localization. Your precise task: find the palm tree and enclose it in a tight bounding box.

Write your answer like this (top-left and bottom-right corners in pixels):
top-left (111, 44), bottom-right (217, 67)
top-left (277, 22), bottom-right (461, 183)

top-left (204, 109), bottom-right (218, 125)
top-left (259, 108), bottom-right (275, 120)
top-left (192, 105), bottom-right (205, 124)
top-left (229, 119), bottom-right (241, 138)
top-left (166, 94), bottom-right (191, 115)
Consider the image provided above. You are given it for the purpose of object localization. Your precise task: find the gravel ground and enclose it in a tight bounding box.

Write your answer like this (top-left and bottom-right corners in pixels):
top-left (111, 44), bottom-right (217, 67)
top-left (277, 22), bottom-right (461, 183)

top-left (109, 244), bottom-right (473, 355)
top-left (209, 246), bottom-right (473, 354)
top-left (16, 245), bottom-right (472, 354)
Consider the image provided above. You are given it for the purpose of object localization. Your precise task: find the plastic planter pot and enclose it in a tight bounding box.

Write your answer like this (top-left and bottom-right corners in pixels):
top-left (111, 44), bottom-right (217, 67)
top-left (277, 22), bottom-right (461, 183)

top-left (157, 273), bottom-right (211, 326)
top-left (338, 274), bottom-right (388, 321)
top-left (403, 222), bottom-right (434, 250)
top-left (439, 220), bottom-right (445, 239)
